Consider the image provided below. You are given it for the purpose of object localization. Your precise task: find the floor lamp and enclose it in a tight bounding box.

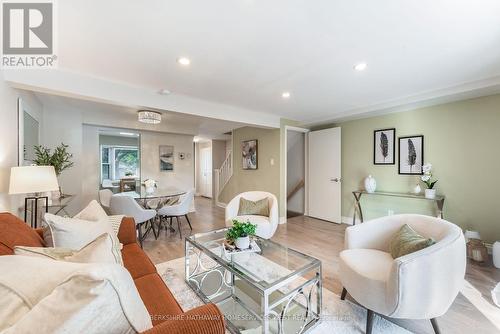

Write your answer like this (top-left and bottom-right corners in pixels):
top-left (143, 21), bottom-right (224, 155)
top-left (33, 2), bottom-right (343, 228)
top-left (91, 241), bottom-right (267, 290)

top-left (9, 166), bottom-right (59, 228)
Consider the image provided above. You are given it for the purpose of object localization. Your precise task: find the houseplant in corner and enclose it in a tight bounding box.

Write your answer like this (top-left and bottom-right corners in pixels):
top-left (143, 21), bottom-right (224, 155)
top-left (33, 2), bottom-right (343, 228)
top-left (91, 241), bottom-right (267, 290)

top-left (226, 220), bottom-right (257, 249)
top-left (421, 163), bottom-right (438, 199)
top-left (33, 143), bottom-right (74, 198)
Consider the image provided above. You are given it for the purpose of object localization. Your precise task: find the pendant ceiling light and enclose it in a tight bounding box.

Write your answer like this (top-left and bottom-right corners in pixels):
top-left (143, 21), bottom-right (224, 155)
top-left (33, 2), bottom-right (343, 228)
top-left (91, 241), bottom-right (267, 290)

top-left (138, 110), bottom-right (161, 124)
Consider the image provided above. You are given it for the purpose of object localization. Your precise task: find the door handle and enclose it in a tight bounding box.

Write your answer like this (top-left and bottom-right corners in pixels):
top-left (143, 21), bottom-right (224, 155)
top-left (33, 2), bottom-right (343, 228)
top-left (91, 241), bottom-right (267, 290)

top-left (330, 177), bottom-right (341, 183)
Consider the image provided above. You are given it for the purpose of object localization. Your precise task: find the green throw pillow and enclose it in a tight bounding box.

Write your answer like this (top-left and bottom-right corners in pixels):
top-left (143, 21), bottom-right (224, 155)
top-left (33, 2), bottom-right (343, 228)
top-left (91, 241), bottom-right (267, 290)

top-left (390, 224), bottom-right (436, 258)
top-left (238, 197), bottom-right (269, 217)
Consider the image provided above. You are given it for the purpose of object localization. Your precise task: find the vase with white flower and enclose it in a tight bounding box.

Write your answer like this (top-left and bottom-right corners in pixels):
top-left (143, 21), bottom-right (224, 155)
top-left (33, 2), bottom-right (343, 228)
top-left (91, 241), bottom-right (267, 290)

top-left (143, 179), bottom-right (157, 195)
top-left (421, 163), bottom-right (438, 199)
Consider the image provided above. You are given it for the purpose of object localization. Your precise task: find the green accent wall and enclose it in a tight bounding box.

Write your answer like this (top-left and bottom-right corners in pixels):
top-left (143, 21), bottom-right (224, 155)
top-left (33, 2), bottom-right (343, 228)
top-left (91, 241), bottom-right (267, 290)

top-left (335, 94), bottom-right (500, 243)
top-left (219, 126), bottom-right (281, 212)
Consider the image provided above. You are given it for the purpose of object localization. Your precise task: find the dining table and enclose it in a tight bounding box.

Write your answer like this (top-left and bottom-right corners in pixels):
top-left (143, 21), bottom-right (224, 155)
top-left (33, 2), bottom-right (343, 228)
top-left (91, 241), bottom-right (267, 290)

top-left (119, 187), bottom-right (185, 203)
top-left (119, 187), bottom-right (187, 233)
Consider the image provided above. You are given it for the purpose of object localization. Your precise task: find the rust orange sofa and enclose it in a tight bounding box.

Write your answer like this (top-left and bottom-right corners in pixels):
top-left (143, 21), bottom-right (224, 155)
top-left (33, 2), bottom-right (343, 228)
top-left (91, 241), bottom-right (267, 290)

top-left (0, 212), bottom-right (225, 334)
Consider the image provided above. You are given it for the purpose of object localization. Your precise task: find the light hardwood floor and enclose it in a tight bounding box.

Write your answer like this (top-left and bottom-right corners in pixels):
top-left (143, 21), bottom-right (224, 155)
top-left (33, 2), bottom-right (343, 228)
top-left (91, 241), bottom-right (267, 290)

top-left (143, 197), bottom-right (500, 334)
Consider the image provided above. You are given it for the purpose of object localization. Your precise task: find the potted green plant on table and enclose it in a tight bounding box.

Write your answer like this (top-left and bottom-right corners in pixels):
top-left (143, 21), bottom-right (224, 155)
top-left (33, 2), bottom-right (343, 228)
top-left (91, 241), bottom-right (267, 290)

top-left (421, 163), bottom-right (438, 199)
top-left (33, 143), bottom-right (74, 198)
top-left (226, 220), bottom-right (257, 249)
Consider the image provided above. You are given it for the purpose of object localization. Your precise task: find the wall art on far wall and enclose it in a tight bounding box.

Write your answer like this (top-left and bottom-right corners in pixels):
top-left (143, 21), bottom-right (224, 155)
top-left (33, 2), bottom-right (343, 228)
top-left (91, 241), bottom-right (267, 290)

top-left (159, 145), bottom-right (174, 171)
top-left (242, 139), bottom-right (258, 170)
top-left (398, 135), bottom-right (424, 175)
top-left (374, 128), bottom-right (395, 165)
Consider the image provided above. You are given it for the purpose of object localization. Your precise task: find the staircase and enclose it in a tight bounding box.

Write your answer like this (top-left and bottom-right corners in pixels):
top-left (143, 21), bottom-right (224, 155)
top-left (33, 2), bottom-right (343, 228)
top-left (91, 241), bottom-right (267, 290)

top-left (287, 179), bottom-right (305, 200)
top-left (214, 151), bottom-right (233, 207)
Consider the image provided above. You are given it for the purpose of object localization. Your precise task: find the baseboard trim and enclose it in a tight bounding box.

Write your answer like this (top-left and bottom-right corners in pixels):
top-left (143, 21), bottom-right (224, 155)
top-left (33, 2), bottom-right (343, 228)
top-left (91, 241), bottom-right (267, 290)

top-left (216, 202), bottom-right (227, 209)
top-left (341, 216), bottom-right (361, 225)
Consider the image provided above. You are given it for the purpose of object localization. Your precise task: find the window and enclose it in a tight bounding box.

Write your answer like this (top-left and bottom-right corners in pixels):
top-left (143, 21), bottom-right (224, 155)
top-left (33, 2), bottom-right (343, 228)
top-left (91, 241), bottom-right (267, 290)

top-left (100, 145), bottom-right (139, 182)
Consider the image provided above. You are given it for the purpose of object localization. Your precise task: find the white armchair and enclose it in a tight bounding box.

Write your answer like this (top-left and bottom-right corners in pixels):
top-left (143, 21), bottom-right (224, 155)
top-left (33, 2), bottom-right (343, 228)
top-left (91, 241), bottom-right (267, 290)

top-left (339, 214), bottom-right (466, 334)
top-left (225, 191), bottom-right (279, 239)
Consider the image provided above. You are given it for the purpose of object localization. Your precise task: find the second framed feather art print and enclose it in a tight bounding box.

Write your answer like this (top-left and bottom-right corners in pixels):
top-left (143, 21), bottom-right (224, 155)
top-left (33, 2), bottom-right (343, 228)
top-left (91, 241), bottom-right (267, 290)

top-left (398, 135), bottom-right (424, 175)
top-left (374, 128), bottom-right (395, 165)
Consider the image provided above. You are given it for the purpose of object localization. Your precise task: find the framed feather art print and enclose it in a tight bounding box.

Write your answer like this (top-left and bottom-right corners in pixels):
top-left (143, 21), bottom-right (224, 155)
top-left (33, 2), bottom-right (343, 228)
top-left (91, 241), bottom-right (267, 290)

top-left (398, 135), bottom-right (424, 175)
top-left (374, 128), bottom-right (395, 165)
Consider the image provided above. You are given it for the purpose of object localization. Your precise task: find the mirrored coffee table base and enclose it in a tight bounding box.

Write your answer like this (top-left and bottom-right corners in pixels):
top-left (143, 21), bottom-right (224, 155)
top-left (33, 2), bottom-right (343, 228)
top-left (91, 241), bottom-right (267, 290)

top-left (185, 229), bottom-right (322, 334)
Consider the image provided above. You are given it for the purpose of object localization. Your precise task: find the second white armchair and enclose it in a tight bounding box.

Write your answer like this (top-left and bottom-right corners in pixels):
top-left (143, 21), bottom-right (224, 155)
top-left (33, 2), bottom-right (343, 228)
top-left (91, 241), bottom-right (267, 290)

top-left (339, 214), bottom-right (466, 334)
top-left (225, 191), bottom-right (279, 239)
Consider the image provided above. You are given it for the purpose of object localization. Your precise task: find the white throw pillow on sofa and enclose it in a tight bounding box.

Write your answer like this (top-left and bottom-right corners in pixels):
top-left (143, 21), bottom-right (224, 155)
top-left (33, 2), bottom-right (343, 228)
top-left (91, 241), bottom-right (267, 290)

top-left (43, 214), bottom-right (123, 265)
top-left (74, 200), bottom-right (124, 235)
top-left (74, 200), bottom-right (108, 222)
top-left (14, 233), bottom-right (121, 264)
top-left (0, 256), bottom-right (152, 334)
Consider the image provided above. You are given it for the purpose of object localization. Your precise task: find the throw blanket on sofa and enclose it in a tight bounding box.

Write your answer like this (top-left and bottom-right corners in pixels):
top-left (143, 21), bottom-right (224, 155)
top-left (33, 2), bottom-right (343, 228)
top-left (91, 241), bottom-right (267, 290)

top-left (0, 256), bottom-right (152, 334)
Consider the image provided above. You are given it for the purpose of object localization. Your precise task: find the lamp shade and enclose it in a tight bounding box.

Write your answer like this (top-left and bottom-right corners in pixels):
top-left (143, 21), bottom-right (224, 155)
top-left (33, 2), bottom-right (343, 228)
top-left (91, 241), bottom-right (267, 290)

top-left (9, 166), bottom-right (59, 194)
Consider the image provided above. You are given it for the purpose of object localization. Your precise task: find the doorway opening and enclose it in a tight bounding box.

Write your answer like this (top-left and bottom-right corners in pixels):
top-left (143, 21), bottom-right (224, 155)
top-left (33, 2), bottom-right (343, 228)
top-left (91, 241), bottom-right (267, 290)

top-left (195, 137), bottom-right (233, 201)
top-left (286, 128), bottom-right (306, 218)
top-left (197, 141), bottom-right (213, 198)
top-left (99, 130), bottom-right (141, 194)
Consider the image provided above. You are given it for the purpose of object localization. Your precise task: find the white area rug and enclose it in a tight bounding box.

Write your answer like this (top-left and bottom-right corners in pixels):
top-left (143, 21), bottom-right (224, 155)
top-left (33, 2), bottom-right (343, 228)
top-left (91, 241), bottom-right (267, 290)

top-left (156, 257), bottom-right (410, 334)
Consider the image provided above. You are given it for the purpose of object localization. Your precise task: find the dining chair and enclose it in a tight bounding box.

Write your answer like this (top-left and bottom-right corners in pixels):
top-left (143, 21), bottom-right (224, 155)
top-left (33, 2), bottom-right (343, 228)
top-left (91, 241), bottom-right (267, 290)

top-left (157, 189), bottom-right (194, 239)
top-left (98, 189), bottom-right (113, 214)
top-left (109, 194), bottom-right (157, 247)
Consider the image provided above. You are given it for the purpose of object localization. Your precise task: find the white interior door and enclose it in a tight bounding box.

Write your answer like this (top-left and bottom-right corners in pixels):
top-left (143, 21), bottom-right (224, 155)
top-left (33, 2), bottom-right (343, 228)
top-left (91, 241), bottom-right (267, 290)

top-left (200, 147), bottom-right (212, 198)
top-left (307, 127), bottom-right (341, 223)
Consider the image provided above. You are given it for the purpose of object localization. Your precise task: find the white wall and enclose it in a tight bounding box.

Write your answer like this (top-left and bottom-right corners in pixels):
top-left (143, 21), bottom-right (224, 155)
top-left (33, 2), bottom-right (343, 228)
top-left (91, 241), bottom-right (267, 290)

top-left (286, 130), bottom-right (305, 214)
top-left (225, 138), bottom-right (232, 156)
top-left (99, 135), bottom-right (139, 147)
top-left (0, 74), bottom-right (23, 213)
top-left (42, 106), bottom-right (83, 214)
top-left (82, 125), bottom-right (100, 207)
top-left (141, 131), bottom-right (194, 192)
top-left (40, 109), bottom-right (195, 213)
top-left (0, 74), bottom-right (43, 215)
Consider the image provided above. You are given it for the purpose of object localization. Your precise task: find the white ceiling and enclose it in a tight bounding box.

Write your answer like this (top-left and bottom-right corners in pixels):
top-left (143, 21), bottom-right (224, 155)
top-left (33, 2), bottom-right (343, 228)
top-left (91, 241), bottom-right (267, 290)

top-left (34, 92), bottom-right (242, 139)
top-left (48, 1), bottom-right (500, 123)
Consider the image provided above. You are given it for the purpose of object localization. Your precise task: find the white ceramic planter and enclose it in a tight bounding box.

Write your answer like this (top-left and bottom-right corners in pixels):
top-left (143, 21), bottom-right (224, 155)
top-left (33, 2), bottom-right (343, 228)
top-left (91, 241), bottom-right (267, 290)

top-left (364, 175), bottom-right (377, 193)
top-left (425, 189), bottom-right (436, 199)
top-left (493, 241), bottom-right (500, 269)
top-left (235, 236), bottom-right (250, 249)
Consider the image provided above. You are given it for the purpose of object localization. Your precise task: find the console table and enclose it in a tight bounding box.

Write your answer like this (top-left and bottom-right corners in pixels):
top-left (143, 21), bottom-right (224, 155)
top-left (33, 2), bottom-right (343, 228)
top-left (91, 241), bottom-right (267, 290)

top-left (352, 190), bottom-right (445, 225)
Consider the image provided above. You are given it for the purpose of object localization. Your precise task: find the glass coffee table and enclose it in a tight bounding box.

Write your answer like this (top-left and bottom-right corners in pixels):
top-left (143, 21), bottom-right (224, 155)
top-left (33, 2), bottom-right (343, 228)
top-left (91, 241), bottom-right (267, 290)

top-left (185, 228), bottom-right (322, 334)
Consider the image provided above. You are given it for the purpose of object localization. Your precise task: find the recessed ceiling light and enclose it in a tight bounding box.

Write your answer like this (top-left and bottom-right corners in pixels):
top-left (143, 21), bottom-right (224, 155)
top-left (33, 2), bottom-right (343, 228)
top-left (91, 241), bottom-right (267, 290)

top-left (282, 91), bottom-right (291, 99)
top-left (158, 88), bottom-right (171, 95)
top-left (177, 57), bottom-right (190, 66)
top-left (353, 62), bottom-right (367, 71)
